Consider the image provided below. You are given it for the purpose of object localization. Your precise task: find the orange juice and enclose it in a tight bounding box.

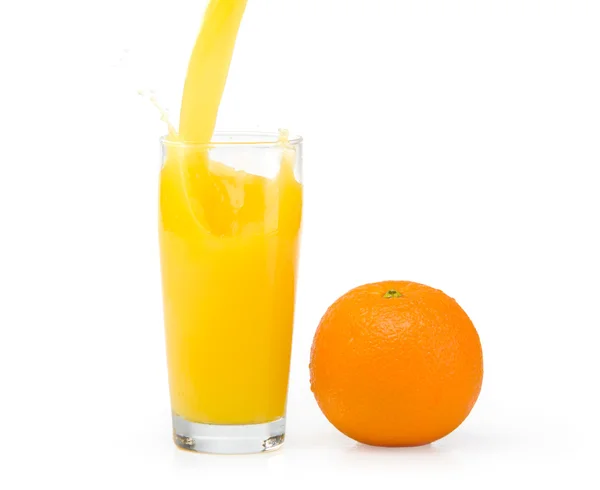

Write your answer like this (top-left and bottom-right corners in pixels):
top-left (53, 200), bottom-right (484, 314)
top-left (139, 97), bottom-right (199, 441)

top-left (158, 0), bottom-right (302, 426)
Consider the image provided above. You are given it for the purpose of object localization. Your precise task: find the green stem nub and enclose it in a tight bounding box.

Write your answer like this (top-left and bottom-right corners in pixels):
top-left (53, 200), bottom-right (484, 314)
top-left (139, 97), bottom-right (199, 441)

top-left (383, 290), bottom-right (403, 298)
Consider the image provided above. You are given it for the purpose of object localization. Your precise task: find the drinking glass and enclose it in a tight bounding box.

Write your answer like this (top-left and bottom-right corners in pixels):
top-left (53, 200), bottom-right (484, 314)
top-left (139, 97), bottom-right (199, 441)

top-left (158, 132), bottom-right (303, 454)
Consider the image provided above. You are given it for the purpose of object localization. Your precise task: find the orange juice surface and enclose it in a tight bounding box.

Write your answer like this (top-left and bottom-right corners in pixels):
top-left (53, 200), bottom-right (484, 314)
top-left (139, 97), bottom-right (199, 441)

top-left (158, 0), bottom-right (302, 425)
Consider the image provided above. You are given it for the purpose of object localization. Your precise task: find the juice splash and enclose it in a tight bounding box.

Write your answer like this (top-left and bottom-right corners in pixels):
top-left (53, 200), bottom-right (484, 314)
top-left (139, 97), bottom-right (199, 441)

top-left (137, 89), bottom-right (177, 137)
top-left (158, 0), bottom-right (302, 425)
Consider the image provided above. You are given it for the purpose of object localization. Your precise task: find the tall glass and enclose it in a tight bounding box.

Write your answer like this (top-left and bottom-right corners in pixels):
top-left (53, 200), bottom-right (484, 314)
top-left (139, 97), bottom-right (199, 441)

top-left (159, 132), bottom-right (303, 454)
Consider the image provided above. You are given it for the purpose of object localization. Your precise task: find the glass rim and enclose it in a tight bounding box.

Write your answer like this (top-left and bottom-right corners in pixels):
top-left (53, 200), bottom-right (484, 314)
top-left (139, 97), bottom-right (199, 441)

top-left (160, 131), bottom-right (303, 149)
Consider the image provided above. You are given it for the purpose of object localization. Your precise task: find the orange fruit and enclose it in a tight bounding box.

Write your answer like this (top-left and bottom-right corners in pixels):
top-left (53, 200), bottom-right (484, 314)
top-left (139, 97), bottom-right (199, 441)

top-left (309, 281), bottom-right (483, 447)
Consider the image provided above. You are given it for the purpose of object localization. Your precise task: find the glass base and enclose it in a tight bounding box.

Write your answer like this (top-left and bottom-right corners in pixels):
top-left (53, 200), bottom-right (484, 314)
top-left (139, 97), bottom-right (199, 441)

top-left (172, 414), bottom-right (286, 454)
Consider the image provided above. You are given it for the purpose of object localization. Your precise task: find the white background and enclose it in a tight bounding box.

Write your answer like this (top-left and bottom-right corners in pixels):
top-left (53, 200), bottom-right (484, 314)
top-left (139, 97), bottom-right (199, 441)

top-left (1, 0), bottom-right (599, 487)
